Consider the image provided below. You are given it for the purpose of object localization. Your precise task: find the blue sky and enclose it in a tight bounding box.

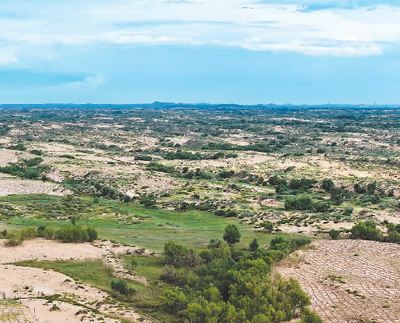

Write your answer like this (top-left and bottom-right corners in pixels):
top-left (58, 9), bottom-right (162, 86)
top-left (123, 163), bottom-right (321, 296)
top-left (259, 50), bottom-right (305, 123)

top-left (1, 1), bottom-right (400, 104)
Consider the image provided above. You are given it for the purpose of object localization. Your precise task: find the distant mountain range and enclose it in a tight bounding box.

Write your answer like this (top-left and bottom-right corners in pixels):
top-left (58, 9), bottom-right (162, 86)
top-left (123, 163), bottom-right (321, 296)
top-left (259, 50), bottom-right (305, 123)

top-left (0, 102), bottom-right (399, 109)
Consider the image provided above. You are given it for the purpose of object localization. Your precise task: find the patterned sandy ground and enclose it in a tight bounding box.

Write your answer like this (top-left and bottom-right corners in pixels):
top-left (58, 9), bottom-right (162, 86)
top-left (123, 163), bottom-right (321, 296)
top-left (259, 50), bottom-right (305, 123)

top-left (276, 240), bottom-right (400, 323)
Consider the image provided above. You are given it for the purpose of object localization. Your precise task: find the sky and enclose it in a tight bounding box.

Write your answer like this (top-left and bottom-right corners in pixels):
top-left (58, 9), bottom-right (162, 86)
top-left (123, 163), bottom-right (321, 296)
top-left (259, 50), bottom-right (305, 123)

top-left (1, 0), bottom-right (400, 104)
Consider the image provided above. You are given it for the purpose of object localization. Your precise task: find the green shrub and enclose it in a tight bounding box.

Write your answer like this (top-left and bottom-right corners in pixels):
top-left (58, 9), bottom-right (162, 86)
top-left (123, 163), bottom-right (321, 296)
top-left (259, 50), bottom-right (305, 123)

top-left (4, 232), bottom-right (24, 247)
top-left (260, 221), bottom-right (274, 233)
top-left (249, 238), bottom-right (259, 251)
top-left (42, 227), bottom-right (55, 240)
top-left (85, 227), bottom-right (98, 242)
top-left (54, 226), bottom-right (98, 243)
top-left (20, 227), bottom-right (37, 240)
top-left (23, 157), bottom-right (43, 167)
top-left (351, 221), bottom-right (382, 241)
top-left (30, 149), bottom-right (43, 156)
top-left (111, 279), bottom-right (135, 296)
top-left (329, 229), bottom-right (340, 240)
top-left (300, 308), bottom-right (323, 323)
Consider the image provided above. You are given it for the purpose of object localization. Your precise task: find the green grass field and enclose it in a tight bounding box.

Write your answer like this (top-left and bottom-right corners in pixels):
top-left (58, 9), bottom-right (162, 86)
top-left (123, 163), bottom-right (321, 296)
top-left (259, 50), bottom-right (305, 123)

top-left (2, 194), bottom-right (295, 252)
top-left (13, 260), bottom-right (116, 292)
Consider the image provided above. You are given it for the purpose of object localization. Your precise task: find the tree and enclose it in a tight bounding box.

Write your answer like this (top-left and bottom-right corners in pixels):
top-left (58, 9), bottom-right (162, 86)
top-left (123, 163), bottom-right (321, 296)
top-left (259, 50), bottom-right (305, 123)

top-left (322, 178), bottom-right (335, 192)
top-left (223, 224), bottom-right (241, 246)
top-left (161, 288), bottom-right (188, 314)
top-left (351, 221), bottom-right (381, 241)
top-left (249, 238), bottom-right (259, 251)
top-left (164, 241), bottom-right (189, 267)
top-left (260, 221), bottom-right (274, 233)
top-left (300, 308), bottom-right (323, 323)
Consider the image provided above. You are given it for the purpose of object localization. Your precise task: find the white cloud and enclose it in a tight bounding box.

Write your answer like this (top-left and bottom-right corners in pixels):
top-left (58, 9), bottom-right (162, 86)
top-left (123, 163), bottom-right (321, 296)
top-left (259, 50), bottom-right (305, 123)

top-left (0, 49), bottom-right (18, 64)
top-left (1, 1), bottom-right (400, 57)
top-left (64, 75), bottom-right (105, 90)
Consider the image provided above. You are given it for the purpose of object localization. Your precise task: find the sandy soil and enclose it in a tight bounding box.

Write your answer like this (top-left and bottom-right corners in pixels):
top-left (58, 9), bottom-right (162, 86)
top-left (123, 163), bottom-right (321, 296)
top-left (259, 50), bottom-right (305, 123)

top-left (0, 149), bottom-right (18, 166)
top-left (276, 239), bottom-right (400, 323)
top-left (0, 179), bottom-right (71, 196)
top-left (0, 264), bottom-right (144, 323)
top-left (0, 239), bottom-right (152, 323)
top-left (0, 239), bottom-right (104, 263)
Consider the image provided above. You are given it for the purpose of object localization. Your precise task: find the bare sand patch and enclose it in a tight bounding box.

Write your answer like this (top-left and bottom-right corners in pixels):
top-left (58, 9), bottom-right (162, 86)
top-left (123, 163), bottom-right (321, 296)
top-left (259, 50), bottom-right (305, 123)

top-left (0, 149), bottom-right (18, 166)
top-left (0, 179), bottom-right (72, 196)
top-left (0, 239), bottom-right (152, 322)
top-left (0, 265), bottom-right (145, 323)
top-left (276, 240), bottom-right (400, 323)
top-left (0, 138), bottom-right (11, 144)
top-left (0, 239), bottom-right (104, 264)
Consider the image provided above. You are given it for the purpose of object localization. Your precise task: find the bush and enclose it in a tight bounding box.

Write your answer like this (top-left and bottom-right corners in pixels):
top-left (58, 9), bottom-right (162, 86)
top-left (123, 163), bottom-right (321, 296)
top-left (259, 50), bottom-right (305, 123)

top-left (135, 155), bottom-right (153, 161)
top-left (9, 143), bottom-right (26, 151)
top-left (328, 229), bottom-right (340, 240)
top-left (351, 221), bottom-right (382, 241)
top-left (260, 221), bottom-right (274, 233)
top-left (20, 227), bottom-right (37, 240)
top-left (55, 226), bottom-right (98, 243)
top-left (85, 227), bottom-right (98, 242)
top-left (322, 179), bottom-right (335, 192)
top-left (42, 227), bottom-right (55, 239)
top-left (284, 196), bottom-right (316, 211)
top-left (4, 232), bottom-right (24, 247)
top-left (30, 149), bottom-right (44, 156)
top-left (23, 157), bottom-right (43, 167)
top-left (111, 279), bottom-right (135, 296)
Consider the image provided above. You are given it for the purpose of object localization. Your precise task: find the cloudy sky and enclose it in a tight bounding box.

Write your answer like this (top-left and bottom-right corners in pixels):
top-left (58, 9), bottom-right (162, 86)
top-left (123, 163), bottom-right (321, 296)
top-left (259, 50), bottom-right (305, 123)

top-left (1, 0), bottom-right (400, 104)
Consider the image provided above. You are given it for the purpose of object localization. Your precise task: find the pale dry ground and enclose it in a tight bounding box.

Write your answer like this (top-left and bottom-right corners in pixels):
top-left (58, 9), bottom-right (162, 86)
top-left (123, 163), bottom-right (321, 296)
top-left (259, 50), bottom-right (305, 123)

top-left (0, 239), bottom-right (152, 323)
top-left (276, 240), bottom-right (400, 323)
top-left (0, 149), bottom-right (18, 166)
top-left (0, 138), bottom-right (11, 144)
top-left (276, 221), bottom-right (354, 235)
top-left (0, 179), bottom-right (71, 196)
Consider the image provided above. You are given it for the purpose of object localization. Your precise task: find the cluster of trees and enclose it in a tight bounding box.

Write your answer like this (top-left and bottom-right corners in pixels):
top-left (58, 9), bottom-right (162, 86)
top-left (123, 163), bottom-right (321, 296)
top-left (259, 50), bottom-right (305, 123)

top-left (2, 225), bottom-right (98, 246)
top-left (8, 143), bottom-right (27, 151)
top-left (159, 225), bottom-right (320, 323)
top-left (65, 179), bottom-right (132, 203)
top-left (351, 221), bottom-right (400, 244)
top-left (160, 149), bottom-right (238, 161)
top-left (323, 179), bottom-right (393, 206)
top-left (53, 225), bottom-right (98, 243)
top-left (202, 139), bottom-right (296, 154)
top-left (147, 162), bottom-right (176, 174)
top-left (0, 157), bottom-right (48, 179)
top-left (165, 150), bottom-right (203, 160)
top-left (284, 196), bottom-right (330, 212)
top-left (268, 175), bottom-right (316, 195)
top-left (0, 164), bottom-right (42, 179)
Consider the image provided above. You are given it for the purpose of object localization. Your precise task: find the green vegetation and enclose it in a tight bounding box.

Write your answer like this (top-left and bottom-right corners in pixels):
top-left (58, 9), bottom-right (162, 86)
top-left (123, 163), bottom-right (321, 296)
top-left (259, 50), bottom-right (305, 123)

top-left (14, 260), bottom-right (116, 292)
top-left (223, 224), bottom-right (241, 245)
top-left (2, 105), bottom-right (400, 322)
top-left (2, 194), bottom-right (290, 252)
top-left (158, 231), bottom-right (317, 322)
